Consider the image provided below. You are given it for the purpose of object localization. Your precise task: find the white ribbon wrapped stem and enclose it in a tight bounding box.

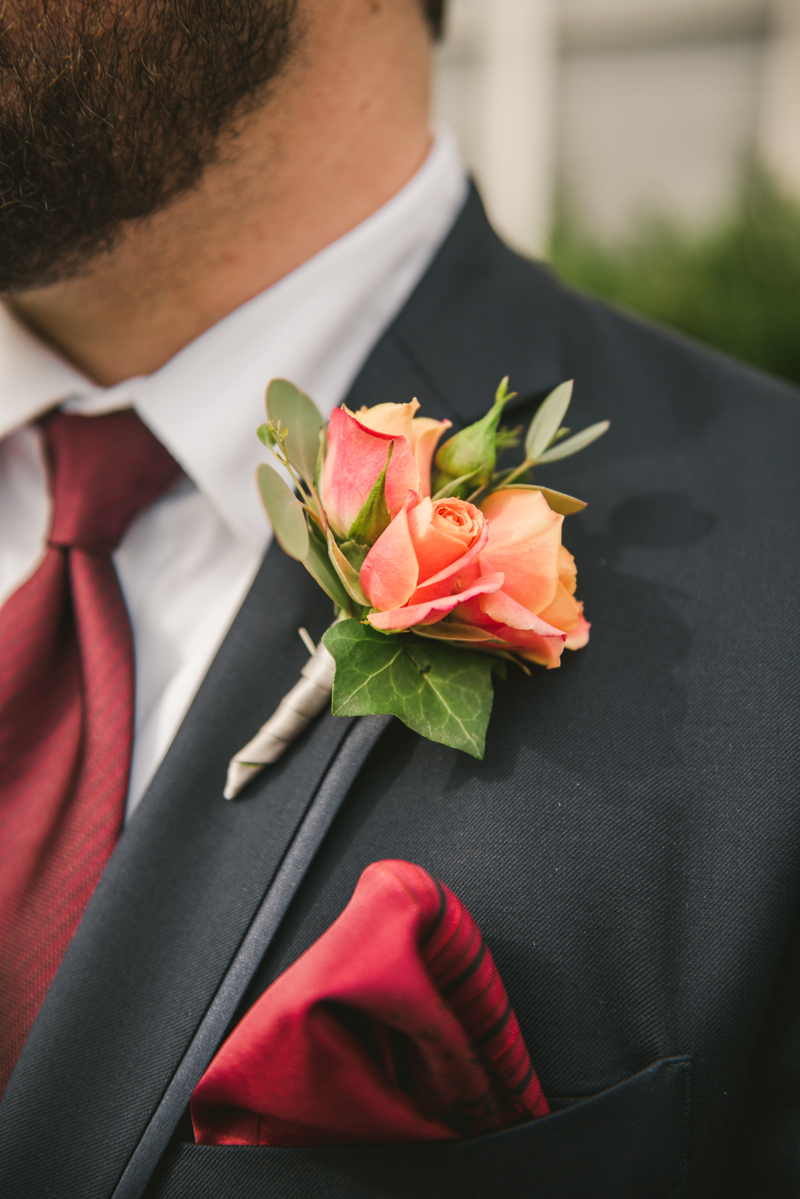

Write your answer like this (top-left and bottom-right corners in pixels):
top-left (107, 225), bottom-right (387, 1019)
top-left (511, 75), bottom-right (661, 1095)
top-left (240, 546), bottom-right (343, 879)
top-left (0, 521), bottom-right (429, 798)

top-left (224, 636), bottom-right (336, 799)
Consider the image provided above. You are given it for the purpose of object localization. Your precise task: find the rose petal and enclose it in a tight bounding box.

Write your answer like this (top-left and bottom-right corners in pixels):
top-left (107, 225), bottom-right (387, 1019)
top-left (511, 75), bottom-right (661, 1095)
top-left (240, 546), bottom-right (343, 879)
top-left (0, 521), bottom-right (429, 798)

top-left (354, 400), bottom-right (420, 441)
top-left (565, 614), bottom-right (591, 650)
top-left (409, 417), bottom-right (451, 497)
top-left (517, 635), bottom-right (568, 670)
top-left (457, 600), bottom-right (568, 669)
top-left (367, 573), bottom-right (505, 631)
top-left (557, 544), bottom-right (578, 596)
top-left (537, 582), bottom-right (583, 635)
top-left (478, 489), bottom-right (563, 615)
top-left (478, 588), bottom-right (567, 639)
top-left (412, 511), bottom-right (489, 596)
top-left (360, 498), bottom-right (419, 611)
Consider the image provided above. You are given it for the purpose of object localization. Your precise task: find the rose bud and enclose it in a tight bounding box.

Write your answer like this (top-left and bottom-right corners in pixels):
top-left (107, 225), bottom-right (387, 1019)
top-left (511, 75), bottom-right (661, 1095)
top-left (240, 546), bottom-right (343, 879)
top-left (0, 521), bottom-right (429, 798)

top-left (432, 382), bottom-right (513, 498)
top-left (321, 407), bottom-right (421, 541)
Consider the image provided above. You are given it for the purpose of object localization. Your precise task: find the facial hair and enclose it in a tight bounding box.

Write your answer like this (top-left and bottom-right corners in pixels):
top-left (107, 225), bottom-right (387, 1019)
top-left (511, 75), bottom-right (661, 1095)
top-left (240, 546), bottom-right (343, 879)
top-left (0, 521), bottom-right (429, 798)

top-left (0, 0), bottom-right (299, 294)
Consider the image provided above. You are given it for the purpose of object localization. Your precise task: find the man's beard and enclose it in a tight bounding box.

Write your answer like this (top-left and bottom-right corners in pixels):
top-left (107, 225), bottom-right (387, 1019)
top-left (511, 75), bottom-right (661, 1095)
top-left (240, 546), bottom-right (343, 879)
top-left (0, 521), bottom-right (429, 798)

top-left (0, 1), bottom-right (298, 294)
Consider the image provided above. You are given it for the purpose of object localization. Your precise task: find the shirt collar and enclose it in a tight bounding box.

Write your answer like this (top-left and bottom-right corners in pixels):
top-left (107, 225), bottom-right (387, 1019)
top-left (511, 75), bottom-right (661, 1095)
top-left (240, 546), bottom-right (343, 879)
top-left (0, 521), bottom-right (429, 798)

top-left (0, 127), bottom-right (467, 551)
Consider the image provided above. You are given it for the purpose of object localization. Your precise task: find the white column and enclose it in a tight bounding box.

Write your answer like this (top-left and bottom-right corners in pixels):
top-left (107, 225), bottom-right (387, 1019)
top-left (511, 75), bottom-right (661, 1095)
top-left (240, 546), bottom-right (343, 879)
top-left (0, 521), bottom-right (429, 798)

top-left (435, 0), bottom-right (558, 258)
top-left (759, 0), bottom-right (800, 197)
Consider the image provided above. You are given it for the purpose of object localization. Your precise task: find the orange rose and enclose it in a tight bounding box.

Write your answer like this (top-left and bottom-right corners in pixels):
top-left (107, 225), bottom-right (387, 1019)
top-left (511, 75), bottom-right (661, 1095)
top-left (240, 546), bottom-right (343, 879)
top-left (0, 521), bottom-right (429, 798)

top-left (457, 489), bottom-right (590, 668)
top-left (364, 487), bottom-right (589, 669)
top-left (362, 495), bottom-right (503, 627)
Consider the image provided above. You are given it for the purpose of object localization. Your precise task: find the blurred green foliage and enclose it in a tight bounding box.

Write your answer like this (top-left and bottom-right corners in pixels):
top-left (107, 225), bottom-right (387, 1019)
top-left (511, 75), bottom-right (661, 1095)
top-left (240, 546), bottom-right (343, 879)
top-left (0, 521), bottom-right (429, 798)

top-left (549, 172), bottom-right (800, 387)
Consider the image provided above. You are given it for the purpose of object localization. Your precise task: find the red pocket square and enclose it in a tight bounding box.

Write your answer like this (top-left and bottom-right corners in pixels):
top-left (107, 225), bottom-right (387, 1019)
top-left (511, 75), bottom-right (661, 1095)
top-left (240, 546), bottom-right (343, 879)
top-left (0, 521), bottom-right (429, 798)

top-left (191, 859), bottom-right (548, 1146)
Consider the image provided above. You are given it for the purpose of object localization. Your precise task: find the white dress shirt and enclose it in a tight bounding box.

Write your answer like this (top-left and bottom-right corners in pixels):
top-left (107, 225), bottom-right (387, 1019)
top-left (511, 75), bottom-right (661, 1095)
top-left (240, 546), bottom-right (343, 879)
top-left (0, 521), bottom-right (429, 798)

top-left (0, 128), bottom-right (468, 818)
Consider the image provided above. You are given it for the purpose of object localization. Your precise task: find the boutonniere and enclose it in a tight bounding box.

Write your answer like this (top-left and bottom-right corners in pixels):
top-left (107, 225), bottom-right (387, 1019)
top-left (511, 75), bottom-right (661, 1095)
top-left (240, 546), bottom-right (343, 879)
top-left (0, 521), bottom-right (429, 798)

top-left (225, 378), bottom-right (608, 797)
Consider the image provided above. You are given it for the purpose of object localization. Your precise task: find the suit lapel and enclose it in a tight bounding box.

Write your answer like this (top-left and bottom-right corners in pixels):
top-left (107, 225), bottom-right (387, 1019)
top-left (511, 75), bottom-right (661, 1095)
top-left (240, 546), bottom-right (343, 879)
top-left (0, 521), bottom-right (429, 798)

top-left (0, 547), bottom-right (364, 1197)
top-left (0, 187), bottom-right (569, 1198)
top-left (346, 185), bottom-right (567, 423)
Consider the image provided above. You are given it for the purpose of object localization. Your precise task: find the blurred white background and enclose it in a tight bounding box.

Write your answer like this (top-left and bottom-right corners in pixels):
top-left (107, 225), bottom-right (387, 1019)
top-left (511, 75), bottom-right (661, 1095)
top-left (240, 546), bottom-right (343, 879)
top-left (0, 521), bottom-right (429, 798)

top-left (434, 0), bottom-right (800, 255)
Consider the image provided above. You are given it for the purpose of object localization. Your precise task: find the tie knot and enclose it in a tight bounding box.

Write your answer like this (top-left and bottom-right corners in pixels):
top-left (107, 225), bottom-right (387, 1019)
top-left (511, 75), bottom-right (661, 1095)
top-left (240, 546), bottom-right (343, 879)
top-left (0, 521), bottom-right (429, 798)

top-left (42, 409), bottom-right (182, 554)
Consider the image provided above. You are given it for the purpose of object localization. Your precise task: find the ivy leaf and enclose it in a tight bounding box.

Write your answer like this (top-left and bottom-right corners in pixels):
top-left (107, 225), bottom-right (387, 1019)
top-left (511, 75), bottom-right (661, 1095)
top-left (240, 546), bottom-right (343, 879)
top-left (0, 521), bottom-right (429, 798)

top-left (257, 464), bottom-right (309, 561)
top-left (525, 380), bottom-right (574, 463)
top-left (323, 621), bottom-right (497, 759)
top-left (265, 378), bottom-right (325, 485)
top-left (348, 442), bottom-right (393, 543)
top-left (535, 420), bottom-right (610, 464)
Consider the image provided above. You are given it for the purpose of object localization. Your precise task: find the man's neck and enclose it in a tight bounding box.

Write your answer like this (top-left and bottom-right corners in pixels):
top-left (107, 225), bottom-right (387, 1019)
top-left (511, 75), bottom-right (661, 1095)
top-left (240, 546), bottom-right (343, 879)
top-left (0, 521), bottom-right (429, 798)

top-left (8, 1), bottom-right (432, 388)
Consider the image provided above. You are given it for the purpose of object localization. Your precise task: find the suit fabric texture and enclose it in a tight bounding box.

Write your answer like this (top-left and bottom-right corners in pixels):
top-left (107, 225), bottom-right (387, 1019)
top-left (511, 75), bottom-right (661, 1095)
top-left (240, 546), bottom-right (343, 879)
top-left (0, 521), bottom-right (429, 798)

top-left (1, 187), bottom-right (799, 1198)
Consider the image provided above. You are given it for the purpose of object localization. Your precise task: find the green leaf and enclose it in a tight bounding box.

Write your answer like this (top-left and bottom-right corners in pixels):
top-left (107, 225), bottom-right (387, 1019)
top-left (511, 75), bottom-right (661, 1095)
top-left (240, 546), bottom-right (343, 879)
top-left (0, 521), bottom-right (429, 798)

top-left (490, 484), bottom-right (587, 515)
top-left (323, 622), bottom-right (497, 759)
top-left (303, 528), bottom-right (351, 610)
top-left (257, 464), bottom-right (309, 561)
top-left (431, 468), bottom-right (480, 500)
top-left (256, 423), bottom-right (277, 448)
top-left (525, 380), bottom-right (574, 463)
top-left (348, 442), bottom-right (393, 543)
top-left (327, 531), bottom-right (369, 606)
top-left (338, 539), bottom-right (369, 572)
top-left (265, 378), bottom-right (325, 485)
top-left (314, 426), bottom-right (326, 494)
top-left (412, 621), bottom-right (511, 644)
top-left (534, 420), bottom-right (610, 464)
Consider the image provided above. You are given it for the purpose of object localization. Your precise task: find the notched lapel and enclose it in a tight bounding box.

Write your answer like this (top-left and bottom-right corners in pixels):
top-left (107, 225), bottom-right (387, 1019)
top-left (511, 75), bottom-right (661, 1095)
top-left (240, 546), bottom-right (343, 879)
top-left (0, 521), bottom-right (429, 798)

top-left (0, 546), bottom-right (363, 1199)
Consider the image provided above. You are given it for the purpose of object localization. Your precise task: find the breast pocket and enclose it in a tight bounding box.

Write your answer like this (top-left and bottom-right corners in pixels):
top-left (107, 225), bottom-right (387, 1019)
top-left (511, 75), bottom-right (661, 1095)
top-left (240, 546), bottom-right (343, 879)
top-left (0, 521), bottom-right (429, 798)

top-left (145, 1056), bottom-right (691, 1199)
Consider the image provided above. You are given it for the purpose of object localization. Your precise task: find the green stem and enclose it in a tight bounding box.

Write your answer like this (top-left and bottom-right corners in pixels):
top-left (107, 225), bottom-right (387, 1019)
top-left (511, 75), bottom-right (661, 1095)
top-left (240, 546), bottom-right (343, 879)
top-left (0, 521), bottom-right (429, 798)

top-left (500, 458), bottom-right (534, 488)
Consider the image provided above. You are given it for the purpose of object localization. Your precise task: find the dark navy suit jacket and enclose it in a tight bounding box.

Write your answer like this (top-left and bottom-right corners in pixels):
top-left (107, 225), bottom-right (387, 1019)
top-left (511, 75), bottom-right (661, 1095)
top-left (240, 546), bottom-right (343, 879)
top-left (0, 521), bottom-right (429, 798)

top-left (2, 189), bottom-right (799, 1199)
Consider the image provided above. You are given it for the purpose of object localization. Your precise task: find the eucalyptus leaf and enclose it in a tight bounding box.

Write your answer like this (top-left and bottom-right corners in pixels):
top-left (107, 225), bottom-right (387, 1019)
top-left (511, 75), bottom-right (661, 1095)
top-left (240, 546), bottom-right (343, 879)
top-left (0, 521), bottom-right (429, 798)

top-left (491, 484), bottom-right (587, 515)
top-left (265, 378), bottom-right (325, 485)
top-left (534, 420), bottom-right (610, 464)
top-left (327, 531), bottom-right (369, 606)
top-left (525, 380), bottom-right (574, 463)
top-left (303, 529), bottom-right (351, 611)
top-left (323, 622), bottom-right (497, 759)
top-left (257, 464), bottom-right (309, 561)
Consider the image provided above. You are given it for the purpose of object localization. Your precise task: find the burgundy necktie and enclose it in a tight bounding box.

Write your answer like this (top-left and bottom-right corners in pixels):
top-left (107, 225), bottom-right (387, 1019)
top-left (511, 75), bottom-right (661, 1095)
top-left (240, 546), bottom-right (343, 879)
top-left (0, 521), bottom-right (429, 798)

top-left (0, 408), bottom-right (181, 1095)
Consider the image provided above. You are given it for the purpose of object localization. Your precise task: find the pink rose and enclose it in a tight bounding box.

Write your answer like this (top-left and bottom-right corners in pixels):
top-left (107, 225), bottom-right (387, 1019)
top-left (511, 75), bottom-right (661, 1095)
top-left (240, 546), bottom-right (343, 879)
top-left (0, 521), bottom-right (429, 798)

top-left (320, 402), bottom-right (450, 540)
